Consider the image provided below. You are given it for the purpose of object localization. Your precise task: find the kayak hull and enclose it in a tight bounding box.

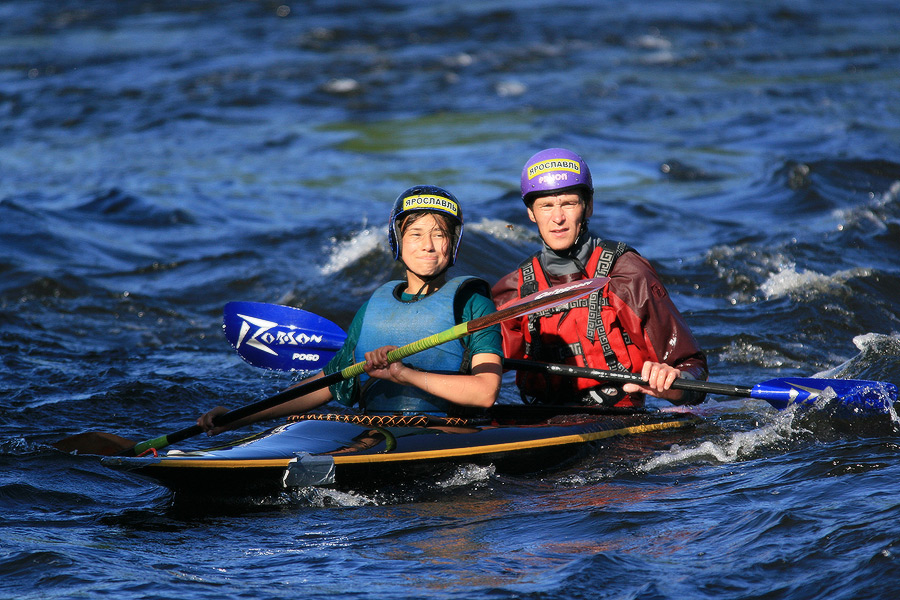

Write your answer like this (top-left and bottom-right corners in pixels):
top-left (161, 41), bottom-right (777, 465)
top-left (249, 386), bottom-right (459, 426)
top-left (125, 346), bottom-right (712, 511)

top-left (102, 410), bottom-right (697, 496)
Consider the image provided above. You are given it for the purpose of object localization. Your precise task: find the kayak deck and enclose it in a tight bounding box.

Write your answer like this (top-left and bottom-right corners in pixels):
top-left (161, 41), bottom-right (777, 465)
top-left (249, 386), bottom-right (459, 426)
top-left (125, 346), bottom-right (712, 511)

top-left (102, 410), bottom-right (697, 496)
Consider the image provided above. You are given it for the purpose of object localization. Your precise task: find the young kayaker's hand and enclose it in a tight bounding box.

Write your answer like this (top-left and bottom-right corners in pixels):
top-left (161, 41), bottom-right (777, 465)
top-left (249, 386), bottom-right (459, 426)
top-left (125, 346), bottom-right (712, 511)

top-left (364, 345), bottom-right (408, 383)
top-left (197, 405), bottom-right (230, 436)
top-left (622, 361), bottom-right (684, 402)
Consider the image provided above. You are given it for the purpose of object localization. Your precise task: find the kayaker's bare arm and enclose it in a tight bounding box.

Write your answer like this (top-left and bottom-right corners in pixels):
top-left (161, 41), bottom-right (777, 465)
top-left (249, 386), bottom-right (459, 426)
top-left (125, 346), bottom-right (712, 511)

top-left (622, 361), bottom-right (700, 404)
top-left (364, 346), bottom-right (502, 408)
top-left (197, 372), bottom-right (333, 436)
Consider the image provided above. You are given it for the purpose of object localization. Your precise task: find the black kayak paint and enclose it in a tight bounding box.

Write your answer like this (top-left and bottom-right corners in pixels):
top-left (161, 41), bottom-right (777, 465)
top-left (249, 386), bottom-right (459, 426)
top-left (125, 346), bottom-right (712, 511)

top-left (103, 410), bottom-right (698, 496)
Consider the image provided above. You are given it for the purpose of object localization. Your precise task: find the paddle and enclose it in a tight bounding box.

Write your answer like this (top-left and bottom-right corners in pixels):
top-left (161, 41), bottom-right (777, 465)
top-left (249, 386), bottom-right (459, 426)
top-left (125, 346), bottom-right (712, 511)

top-left (221, 301), bottom-right (899, 413)
top-left (222, 302), bottom-right (346, 372)
top-left (502, 359), bottom-right (897, 412)
top-left (53, 277), bottom-right (609, 456)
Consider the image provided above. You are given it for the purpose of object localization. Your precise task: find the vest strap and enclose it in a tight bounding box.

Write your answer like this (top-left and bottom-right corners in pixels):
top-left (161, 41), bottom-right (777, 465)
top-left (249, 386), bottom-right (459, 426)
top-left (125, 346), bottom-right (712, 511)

top-left (519, 252), bottom-right (540, 297)
top-left (521, 240), bottom-right (632, 373)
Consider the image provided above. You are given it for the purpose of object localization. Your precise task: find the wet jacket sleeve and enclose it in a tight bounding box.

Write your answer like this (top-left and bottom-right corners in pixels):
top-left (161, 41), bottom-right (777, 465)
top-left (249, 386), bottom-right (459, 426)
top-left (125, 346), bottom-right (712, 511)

top-left (606, 253), bottom-right (708, 401)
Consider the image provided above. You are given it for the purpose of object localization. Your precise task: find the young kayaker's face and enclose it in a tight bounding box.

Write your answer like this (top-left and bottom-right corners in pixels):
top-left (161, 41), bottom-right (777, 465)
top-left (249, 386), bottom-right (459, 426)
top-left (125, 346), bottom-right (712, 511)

top-left (527, 192), bottom-right (592, 252)
top-left (400, 213), bottom-right (452, 279)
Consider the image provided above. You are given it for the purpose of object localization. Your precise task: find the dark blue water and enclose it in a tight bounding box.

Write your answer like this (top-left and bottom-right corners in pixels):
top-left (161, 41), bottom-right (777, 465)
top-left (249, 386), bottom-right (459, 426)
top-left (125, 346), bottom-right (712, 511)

top-left (3, 1), bottom-right (900, 598)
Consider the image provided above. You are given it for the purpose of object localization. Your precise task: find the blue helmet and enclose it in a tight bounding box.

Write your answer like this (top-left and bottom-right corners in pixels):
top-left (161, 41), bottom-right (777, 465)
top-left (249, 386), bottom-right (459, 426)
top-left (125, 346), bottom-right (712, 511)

top-left (388, 185), bottom-right (464, 265)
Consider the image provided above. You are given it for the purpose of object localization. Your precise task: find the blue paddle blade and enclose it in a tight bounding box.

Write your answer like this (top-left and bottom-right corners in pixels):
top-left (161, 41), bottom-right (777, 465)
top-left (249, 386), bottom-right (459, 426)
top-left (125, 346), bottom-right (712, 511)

top-left (223, 301), bottom-right (348, 372)
top-left (751, 377), bottom-right (898, 412)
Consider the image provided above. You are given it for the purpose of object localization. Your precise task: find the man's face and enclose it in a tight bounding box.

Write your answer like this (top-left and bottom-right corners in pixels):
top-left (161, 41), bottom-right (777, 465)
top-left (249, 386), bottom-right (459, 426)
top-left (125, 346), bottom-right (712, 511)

top-left (526, 192), bottom-right (592, 252)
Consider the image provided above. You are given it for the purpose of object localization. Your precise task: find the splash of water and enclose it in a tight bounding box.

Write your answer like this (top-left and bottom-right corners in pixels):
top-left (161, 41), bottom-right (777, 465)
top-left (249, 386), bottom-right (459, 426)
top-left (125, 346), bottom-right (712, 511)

top-left (759, 264), bottom-right (870, 299)
top-left (319, 226), bottom-right (383, 276)
top-left (639, 409), bottom-right (802, 472)
top-left (434, 463), bottom-right (496, 488)
top-left (288, 486), bottom-right (378, 508)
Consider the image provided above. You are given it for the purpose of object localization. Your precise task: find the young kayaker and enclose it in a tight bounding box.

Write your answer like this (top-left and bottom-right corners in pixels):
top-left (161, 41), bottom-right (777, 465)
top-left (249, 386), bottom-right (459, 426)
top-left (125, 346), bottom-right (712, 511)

top-left (492, 148), bottom-right (708, 408)
top-left (198, 185), bottom-right (503, 436)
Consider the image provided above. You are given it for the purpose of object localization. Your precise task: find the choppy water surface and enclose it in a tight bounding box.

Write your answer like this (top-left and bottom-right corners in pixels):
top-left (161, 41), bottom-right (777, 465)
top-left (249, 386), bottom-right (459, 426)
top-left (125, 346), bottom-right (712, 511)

top-left (3, 1), bottom-right (900, 598)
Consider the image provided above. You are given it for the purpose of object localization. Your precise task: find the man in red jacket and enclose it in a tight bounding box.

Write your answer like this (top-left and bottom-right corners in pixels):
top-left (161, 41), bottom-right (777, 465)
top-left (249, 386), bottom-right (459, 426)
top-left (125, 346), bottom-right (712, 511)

top-left (492, 148), bottom-right (708, 407)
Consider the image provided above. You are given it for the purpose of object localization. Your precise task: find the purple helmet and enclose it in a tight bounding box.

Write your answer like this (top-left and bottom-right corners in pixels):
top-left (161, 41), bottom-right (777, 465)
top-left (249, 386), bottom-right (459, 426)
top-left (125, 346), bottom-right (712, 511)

top-left (388, 185), bottom-right (463, 265)
top-left (520, 148), bottom-right (593, 205)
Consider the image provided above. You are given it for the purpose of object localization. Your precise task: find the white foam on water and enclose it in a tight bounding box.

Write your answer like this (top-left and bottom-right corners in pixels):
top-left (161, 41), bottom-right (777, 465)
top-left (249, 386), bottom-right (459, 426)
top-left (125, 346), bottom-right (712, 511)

top-left (706, 244), bottom-right (873, 305)
top-left (816, 332), bottom-right (900, 379)
top-left (718, 338), bottom-right (794, 369)
top-left (319, 226), bottom-right (383, 276)
top-left (435, 463), bottom-right (496, 488)
top-left (640, 409), bottom-right (801, 472)
top-left (1, 437), bottom-right (35, 454)
top-left (759, 264), bottom-right (869, 299)
top-left (848, 332), bottom-right (900, 357)
top-left (288, 486), bottom-right (378, 507)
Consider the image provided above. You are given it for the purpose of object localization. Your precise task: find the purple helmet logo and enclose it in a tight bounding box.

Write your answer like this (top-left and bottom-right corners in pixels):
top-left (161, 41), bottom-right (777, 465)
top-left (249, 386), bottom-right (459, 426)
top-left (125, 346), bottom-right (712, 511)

top-left (520, 148), bottom-right (593, 204)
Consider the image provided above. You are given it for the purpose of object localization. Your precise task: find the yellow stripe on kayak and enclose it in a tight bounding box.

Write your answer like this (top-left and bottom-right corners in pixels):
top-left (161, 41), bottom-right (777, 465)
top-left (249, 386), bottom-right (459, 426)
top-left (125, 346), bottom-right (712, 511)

top-left (143, 418), bottom-right (693, 470)
top-left (332, 418), bottom-right (692, 465)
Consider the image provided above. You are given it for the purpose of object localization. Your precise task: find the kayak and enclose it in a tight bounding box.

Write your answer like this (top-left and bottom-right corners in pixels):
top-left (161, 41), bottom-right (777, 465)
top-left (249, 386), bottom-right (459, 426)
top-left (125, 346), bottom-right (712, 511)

top-left (103, 409), bottom-right (698, 496)
top-left (101, 407), bottom-right (698, 496)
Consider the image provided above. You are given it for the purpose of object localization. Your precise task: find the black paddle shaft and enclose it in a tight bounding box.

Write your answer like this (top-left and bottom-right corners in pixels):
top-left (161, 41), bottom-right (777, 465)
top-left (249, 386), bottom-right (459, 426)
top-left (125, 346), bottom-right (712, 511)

top-left (502, 359), bottom-right (754, 398)
top-left (115, 370), bottom-right (345, 456)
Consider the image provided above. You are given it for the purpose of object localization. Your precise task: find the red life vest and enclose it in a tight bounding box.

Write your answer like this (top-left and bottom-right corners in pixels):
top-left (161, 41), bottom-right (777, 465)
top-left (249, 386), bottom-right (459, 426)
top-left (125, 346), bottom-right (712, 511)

top-left (514, 241), bottom-right (647, 407)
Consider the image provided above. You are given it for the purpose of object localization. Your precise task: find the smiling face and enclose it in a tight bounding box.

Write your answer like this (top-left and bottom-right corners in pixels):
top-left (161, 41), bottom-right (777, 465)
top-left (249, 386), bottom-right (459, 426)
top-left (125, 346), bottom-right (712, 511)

top-left (399, 212), bottom-right (452, 287)
top-left (526, 191), bottom-right (592, 252)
